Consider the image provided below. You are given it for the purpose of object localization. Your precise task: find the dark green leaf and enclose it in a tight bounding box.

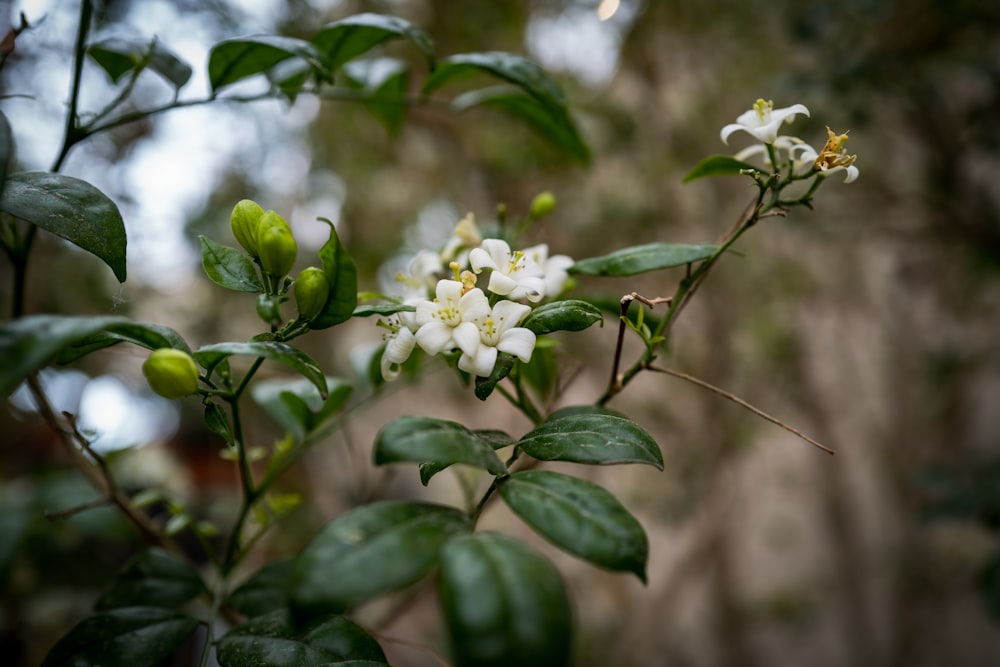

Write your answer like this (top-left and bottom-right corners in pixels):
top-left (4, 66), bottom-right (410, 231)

top-left (204, 401), bottom-right (236, 448)
top-left (439, 533), bottom-right (571, 667)
top-left (310, 219), bottom-right (357, 329)
top-left (227, 558), bottom-right (294, 618)
top-left (0, 110), bottom-right (12, 196)
top-left (218, 609), bottom-right (386, 667)
top-left (452, 86), bottom-right (589, 163)
top-left (87, 38), bottom-right (193, 89)
top-left (424, 52), bottom-right (566, 110)
top-left (499, 470), bottom-right (648, 580)
top-left (40, 607), bottom-right (200, 667)
top-left (683, 154), bottom-right (760, 182)
top-left (419, 429), bottom-right (515, 486)
top-left (208, 35), bottom-right (330, 92)
top-left (374, 416), bottom-right (508, 478)
top-left (519, 412), bottom-right (663, 469)
top-left (312, 13), bottom-right (434, 72)
top-left (522, 299), bottom-right (603, 335)
top-left (199, 236), bottom-right (264, 293)
top-left (474, 352), bottom-right (515, 401)
top-left (1, 171), bottom-right (127, 282)
top-left (569, 242), bottom-right (720, 277)
top-left (251, 376), bottom-right (352, 442)
top-left (352, 302), bottom-right (414, 317)
top-left (290, 501), bottom-right (471, 617)
top-left (194, 341), bottom-right (328, 399)
top-left (344, 59), bottom-right (409, 134)
top-left (55, 321), bottom-right (191, 364)
top-left (94, 548), bottom-right (205, 611)
top-left (548, 404), bottom-right (627, 421)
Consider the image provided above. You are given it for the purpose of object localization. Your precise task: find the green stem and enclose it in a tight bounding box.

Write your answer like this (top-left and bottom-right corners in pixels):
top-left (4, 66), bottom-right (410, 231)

top-left (51, 0), bottom-right (92, 173)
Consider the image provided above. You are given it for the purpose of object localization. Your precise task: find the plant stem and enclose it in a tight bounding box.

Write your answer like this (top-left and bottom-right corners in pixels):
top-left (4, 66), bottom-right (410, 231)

top-left (51, 0), bottom-right (92, 173)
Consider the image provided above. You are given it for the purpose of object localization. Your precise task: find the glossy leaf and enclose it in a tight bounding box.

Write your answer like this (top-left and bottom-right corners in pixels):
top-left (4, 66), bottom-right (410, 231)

top-left (199, 235), bottom-right (264, 293)
top-left (522, 299), bottom-right (603, 335)
top-left (310, 219), bottom-right (357, 330)
top-left (569, 242), bottom-right (719, 277)
top-left (290, 501), bottom-right (471, 617)
top-left (499, 470), bottom-right (648, 580)
top-left (419, 428), bottom-right (515, 486)
top-left (54, 321), bottom-right (191, 365)
top-left (1, 171), bottom-right (126, 282)
top-left (474, 352), bottom-right (516, 401)
top-left (452, 86), bottom-right (589, 163)
top-left (227, 558), bottom-right (294, 618)
top-left (352, 302), bottom-right (414, 317)
top-left (251, 375), bottom-right (352, 442)
top-left (312, 13), bottom-right (434, 72)
top-left (424, 52), bottom-right (566, 110)
top-left (439, 533), bottom-right (572, 667)
top-left (87, 37), bottom-right (193, 89)
top-left (209, 35), bottom-right (330, 92)
top-left (374, 416), bottom-right (508, 477)
top-left (218, 609), bottom-right (387, 667)
top-left (40, 607), bottom-right (200, 667)
top-left (94, 548), bottom-right (205, 611)
top-left (194, 341), bottom-right (328, 399)
top-left (683, 154), bottom-right (760, 182)
top-left (519, 412), bottom-right (663, 469)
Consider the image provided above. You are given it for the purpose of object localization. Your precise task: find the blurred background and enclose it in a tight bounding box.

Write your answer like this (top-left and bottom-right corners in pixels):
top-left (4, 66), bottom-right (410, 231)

top-left (3, 0), bottom-right (1000, 665)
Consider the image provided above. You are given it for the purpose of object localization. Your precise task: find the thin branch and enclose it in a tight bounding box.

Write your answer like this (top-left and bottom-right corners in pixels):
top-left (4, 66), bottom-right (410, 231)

top-left (647, 364), bottom-right (835, 455)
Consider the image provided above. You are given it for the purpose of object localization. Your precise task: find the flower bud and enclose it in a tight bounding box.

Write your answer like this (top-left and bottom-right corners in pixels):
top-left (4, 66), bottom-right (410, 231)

top-left (142, 349), bottom-right (200, 399)
top-left (257, 211), bottom-right (297, 279)
top-left (294, 266), bottom-right (329, 322)
top-left (231, 199), bottom-right (265, 258)
top-left (530, 191), bottom-right (556, 219)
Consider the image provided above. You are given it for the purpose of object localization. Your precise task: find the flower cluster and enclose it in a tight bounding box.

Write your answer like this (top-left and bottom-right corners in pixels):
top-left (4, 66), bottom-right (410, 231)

top-left (723, 98), bottom-right (859, 183)
top-left (377, 214), bottom-right (572, 381)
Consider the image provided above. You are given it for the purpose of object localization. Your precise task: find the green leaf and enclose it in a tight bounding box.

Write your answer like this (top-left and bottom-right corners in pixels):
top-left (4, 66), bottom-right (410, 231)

top-left (499, 470), bottom-right (648, 580)
top-left (352, 302), bottom-right (414, 317)
top-left (40, 607), bottom-right (200, 667)
top-left (1, 171), bottom-right (127, 282)
top-left (452, 86), bottom-right (589, 163)
top-left (199, 235), bottom-right (264, 293)
top-left (87, 38), bottom-right (193, 89)
top-left (310, 219), bottom-right (357, 330)
top-left (518, 412), bottom-right (663, 469)
top-left (252, 375), bottom-right (352, 442)
top-left (439, 533), bottom-right (572, 667)
top-left (683, 154), bottom-right (760, 182)
top-left (0, 110), bottom-right (12, 196)
top-left (474, 352), bottom-right (516, 401)
top-left (344, 58), bottom-right (409, 134)
top-left (418, 429), bottom-right (515, 486)
top-left (424, 52), bottom-right (566, 110)
top-left (522, 299), bottom-right (603, 335)
top-left (208, 35), bottom-right (330, 92)
top-left (203, 401), bottom-right (236, 447)
top-left (193, 341), bottom-right (328, 399)
top-left (94, 548), bottom-right (205, 611)
top-left (312, 13), bottom-right (435, 72)
top-left (569, 242), bottom-right (720, 277)
top-left (217, 609), bottom-right (387, 667)
top-left (374, 416), bottom-right (508, 478)
top-left (227, 559), bottom-right (294, 618)
top-left (54, 321), bottom-right (191, 364)
top-left (290, 501), bottom-right (471, 617)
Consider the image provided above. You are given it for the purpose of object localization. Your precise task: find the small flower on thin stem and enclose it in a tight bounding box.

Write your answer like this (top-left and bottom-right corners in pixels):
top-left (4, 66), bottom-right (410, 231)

top-left (379, 313), bottom-right (418, 381)
top-left (734, 135), bottom-right (816, 174)
top-left (458, 299), bottom-right (536, 378)
top-left (524, 243), bottom-right (574, 298)
top-left (721, 98), bottom-right (810, 145)
top-left (393, 249), bottom-right (442, 301)
top-left (469, 239), bottom-right (546, 302)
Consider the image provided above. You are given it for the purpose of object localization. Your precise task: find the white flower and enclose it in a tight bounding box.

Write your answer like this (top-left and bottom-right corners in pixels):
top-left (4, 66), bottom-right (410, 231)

top-left (414, 279), bottom-right (490, 357)
top-left (457, 299), bottom-right (536, 377)
top-left (469, 239), bottom-right (546, 302)
top-left (805, 126), bottom-right (859, 183)
top-left (440, 213), bottom-right (483, 263)
top-left (392, 249), bottom-right (442, 301)
top-left (734, 135), bottom-right (816, 173)
top-left (379, 312), bottom-right (417, 381)
top-left (524, 244), bottom-right (574, 298)
top-left (721, 99), bottom-right (810, 145)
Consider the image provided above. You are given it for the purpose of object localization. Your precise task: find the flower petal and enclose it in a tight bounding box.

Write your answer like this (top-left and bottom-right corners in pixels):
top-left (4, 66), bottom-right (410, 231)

top-left (453, 321), bottom-right (481, 357)
top-left (487, 271), bottom-right (518, 296)
top-left (492, 299), bottom-right (531, 330)
top-left (497, 327), bottom-right (536, 363)
top-left (415, 321), bottom-right (454, 355)
top-left (384, 327), bottom-right (416, 363)
top-left (468, 247), bottom-right (496, 273)
top-left (459, 345), bottom-right (498, 378)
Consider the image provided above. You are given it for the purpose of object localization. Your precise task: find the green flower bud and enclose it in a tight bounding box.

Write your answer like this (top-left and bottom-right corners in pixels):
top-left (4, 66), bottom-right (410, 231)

top-left (257, 211), bottom-right (297, 279)
top-left (231, 199), bottom-right (265, 258)
top-left (294, 266), bottom-right (330, 322)
top-left (142, 349), bottom-right (200, 399)
top-left (530, 191), bottom-right (557, 219)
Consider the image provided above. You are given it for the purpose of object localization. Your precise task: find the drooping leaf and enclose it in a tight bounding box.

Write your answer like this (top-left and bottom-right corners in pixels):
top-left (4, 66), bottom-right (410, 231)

top-left (569, 242), bottom-right (719, 277)
top-left (193, 341), bottom-right (327, 399)
top-left (251, 375), bottom-right (352, 442)
top-left (518, 412), bottom-right (663, 469)
top-left (217, 609), bottom-right (387, 667)
top-left (373, 416), bottom-right (508, 478)
top-left (87, 37), bottom-right (193, 89)
top-left (474, 352), bottom-right (516, 401)
top-left (310, 219), bottom-right (357, 330)
top-left (54, 321), bottom-right (191, 365)
top-left (521, 299), bottom-right (603, 335)
top-left (208, 35), bottom-right (330, 92)
top-left (290, 501), bottom-right (471, 617)
top-left (199, 236), bottom-right (264, 293)
top-left (683, 154), bottom-right (760, 182)
top-left (227, 559), bottom-right (294, 618)
top-left (418, 428), bottom-right (515, 486)
top-left (1, 171), bottom-right (126, 282)
top-left (203, 401), bottom-right (236, 448)
top-left (311, 12), bottom-right (434, 72)
top-left (439, 533), bottom-right (572, 667)
top-left (40, 607), bottom-right (200, 667)
top-left (424, 52), bottom-right (566, 110)
top-left (452, 86), bottom-right (589, 163)
top-left (94, 548), bottom-right (205, 611)
top-left (499, 470), bottom-right (648, 581)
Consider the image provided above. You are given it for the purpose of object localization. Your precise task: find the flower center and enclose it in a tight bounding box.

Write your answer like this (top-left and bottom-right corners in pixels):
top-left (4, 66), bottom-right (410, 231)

top-left (753, 98), bottom-right (773, 123)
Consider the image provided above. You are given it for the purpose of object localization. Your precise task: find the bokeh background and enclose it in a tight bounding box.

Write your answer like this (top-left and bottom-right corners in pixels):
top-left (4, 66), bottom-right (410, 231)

top-left (3, 1), bottom-right (1000, 665)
